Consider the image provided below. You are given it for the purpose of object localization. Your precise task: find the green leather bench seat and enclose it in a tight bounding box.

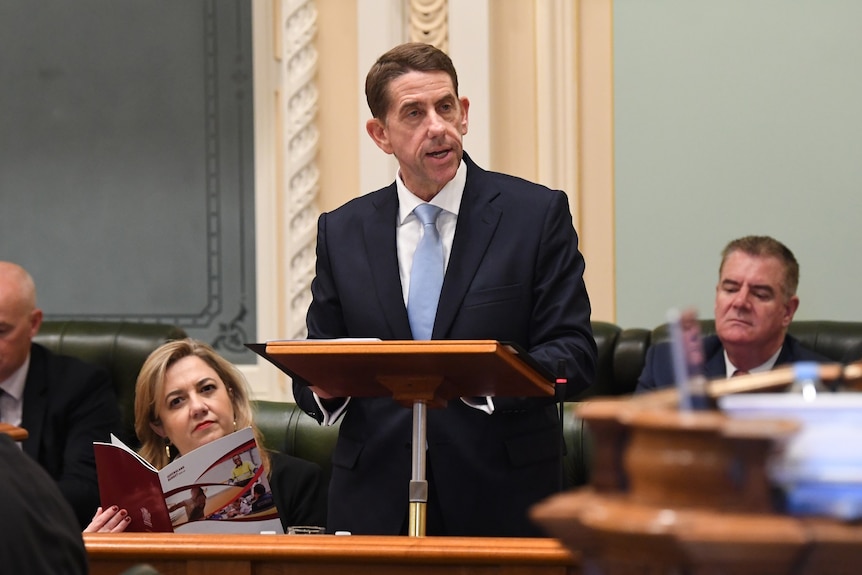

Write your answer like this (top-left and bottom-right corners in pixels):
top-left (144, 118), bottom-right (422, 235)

top-left (33, 319), bottom-right (862, 524)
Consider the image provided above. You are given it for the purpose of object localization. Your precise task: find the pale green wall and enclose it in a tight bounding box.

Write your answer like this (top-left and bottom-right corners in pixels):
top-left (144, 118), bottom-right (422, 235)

top-left (614, 0), bottom-right (862, 329)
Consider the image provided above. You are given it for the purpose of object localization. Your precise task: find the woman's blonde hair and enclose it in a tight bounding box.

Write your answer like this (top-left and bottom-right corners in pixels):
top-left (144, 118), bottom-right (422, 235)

top-left (134, 338), bottom-right (270, 472)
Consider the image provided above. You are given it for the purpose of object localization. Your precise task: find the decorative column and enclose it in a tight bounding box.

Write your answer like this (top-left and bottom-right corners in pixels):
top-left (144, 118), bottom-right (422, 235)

top-left (407, 0), bottom-right (449, 51)
top-left (278, 0), bottom-right (320, 340)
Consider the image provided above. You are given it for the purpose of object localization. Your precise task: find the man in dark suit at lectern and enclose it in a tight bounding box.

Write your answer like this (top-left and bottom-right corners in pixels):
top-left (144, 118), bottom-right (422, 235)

top-left (293, 43), bottom-right (597, 537)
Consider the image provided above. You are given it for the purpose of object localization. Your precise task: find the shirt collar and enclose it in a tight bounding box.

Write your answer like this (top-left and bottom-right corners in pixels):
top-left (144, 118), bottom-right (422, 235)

top-left (724, 345), bottom-right (782, 377)
top-left (396, 159), bottom-right (466, 224)
top-left (0, 352), bottom-right (30, 402)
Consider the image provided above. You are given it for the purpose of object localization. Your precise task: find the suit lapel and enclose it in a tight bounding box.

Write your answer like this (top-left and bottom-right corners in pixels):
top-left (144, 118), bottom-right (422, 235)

top-left (20, 344), bottom-right (49, 458)
top-left (364, 186), bottom-right (413, 339)
top-left (434, 159), bottom-right (501, 338)
top-left (775, 334), bottom-right (795, 365)
top-left (703, 336), bottom-right (728, 379)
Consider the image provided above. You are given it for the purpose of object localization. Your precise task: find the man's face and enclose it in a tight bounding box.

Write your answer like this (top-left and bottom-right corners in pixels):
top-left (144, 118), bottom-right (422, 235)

top-left (714, 251), bottom-right (799, 353)
top-left (0, 282), bottom-right (40, 383)
top-left (366, 70), bottom-right (469, 201)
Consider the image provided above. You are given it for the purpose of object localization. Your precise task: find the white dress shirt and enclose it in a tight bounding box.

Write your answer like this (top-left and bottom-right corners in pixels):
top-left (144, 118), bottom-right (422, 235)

top-left (723, 346), bottom-right (782, 377)
top-left (0, 354), bottom-right (29, 429)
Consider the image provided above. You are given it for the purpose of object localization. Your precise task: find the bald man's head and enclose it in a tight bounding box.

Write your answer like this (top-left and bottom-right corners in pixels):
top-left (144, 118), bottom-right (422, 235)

top-left (0, 262), bottom-right (43, 382)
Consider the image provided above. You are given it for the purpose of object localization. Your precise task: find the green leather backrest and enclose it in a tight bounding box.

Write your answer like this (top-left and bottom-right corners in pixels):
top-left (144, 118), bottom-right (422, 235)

top-left (578, 321), bottom-right (651, 399)
top-left (577, 321), bottom-right (621, 399)
top-left (254, 400), bottom-right (340, 484)
top-left (34, 320), bottom-right (188, 447)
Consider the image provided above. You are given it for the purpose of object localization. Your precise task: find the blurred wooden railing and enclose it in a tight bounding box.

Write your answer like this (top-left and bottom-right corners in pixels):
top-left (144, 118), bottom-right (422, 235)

top-left (84, 533), bottom-right (580, 575)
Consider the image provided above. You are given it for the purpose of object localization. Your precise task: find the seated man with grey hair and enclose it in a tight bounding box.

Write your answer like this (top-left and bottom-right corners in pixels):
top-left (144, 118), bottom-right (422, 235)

top-left (637, 235), bottom-right (828, 392)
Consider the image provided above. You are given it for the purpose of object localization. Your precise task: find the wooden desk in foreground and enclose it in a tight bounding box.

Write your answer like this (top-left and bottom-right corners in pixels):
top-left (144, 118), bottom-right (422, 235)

top-left (84, 533), bottom-right (580, 575)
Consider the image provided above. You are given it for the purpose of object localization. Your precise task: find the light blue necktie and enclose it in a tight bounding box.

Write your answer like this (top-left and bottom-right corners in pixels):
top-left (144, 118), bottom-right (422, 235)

top-left (407, 204), bottom-right (444, 340)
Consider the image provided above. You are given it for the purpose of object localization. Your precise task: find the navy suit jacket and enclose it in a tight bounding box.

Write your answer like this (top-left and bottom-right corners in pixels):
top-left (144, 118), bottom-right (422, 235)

top-left (636, 333), bottom-right (830, 393)
top-left (294, 153), bottom-right (597, 536)
top-left (21, 343), bottom-right (121, 528)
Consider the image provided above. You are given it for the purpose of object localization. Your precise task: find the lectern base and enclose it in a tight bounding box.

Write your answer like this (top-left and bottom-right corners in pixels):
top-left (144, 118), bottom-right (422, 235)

top-left (409, 501), bottom-right (427, 537)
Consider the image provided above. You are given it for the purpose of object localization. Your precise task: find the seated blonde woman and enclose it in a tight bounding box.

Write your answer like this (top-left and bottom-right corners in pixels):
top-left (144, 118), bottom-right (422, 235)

top-left (85, 338), bottom-right (324, 533)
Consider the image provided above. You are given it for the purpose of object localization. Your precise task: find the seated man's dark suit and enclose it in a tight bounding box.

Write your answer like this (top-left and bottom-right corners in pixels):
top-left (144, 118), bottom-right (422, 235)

top-left (295, 153), bottom-right (597, 537)
top-left (20, 342), bottom-right (121, 528)
top-left (0, 433), bottom-right (88, 574)
top-left (636, 333), bottom-right (830, 393)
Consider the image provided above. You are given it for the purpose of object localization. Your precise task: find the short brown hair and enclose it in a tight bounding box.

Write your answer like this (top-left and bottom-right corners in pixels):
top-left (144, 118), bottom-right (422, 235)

top-left (719, 235), bottom-right (799, 298)
top-left (365, 42), bottom-right (459, 119)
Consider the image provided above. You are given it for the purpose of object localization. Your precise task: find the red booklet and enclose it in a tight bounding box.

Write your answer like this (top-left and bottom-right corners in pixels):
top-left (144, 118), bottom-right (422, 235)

top-left (93, 427), bottom-right (282, 533)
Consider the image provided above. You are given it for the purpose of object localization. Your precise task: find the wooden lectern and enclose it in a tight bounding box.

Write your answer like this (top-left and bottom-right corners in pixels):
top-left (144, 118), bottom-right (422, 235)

top-left (249, 339), bottom-right (555, 536)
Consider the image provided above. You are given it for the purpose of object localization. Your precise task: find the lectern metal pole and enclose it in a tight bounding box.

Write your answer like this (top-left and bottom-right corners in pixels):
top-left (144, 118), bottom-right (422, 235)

top-left (408, 400), bottom-right (428, 536)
